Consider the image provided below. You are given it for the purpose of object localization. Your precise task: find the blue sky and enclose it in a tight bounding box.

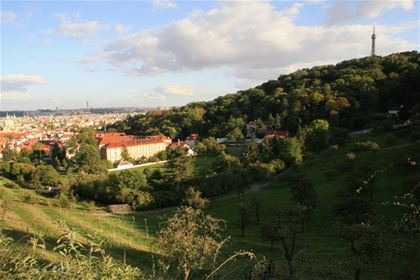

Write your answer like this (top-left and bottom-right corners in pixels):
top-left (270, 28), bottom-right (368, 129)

top-left (1, 0), bottom-right (419, 111)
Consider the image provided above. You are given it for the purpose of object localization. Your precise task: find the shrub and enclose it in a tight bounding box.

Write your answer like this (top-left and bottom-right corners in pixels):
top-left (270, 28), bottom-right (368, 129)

top-left (81, 201), bottom-right (96, 211)
top-left (352, 141), bottom-right (380, 152)
top-left (270, 159), bottom-right (286, 173)
top-left (37, 197), bottom-right (50, 206)
top-left (328, 145), bottom-right (339, 153)
top-left (4, 182), bottom-right (19, 189)
top-left (346, 152), bottom-right (356, 161)
top-left (22, 190), bottom-right (37, 204)
top-left (249, 162), bottom-right (276, 180)
top-left (55, 192), bottom-right (72, 208)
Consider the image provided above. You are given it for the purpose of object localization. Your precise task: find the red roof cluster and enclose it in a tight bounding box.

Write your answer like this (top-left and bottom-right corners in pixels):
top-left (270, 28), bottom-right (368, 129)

top-left (186, 133), bottom-right (198, 140)
top-left (96, 133), bottom-right (172, 149)
top-left (264, 130), bottom-right (289, 138)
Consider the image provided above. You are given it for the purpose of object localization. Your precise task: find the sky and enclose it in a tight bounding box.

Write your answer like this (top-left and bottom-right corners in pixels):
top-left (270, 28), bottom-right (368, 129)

top-left (1, 0), bottom-right (419, 111)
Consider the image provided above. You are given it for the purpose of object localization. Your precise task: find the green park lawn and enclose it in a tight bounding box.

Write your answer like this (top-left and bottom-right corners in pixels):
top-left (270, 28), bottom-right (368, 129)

top-left (1, 130), bottom-right (418, 279)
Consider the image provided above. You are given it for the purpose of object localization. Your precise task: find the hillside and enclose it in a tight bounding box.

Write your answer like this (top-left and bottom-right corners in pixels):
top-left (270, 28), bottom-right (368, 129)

top-left (108, 51), bottom-right (420, 139)
top-left (1, 129), bottom-right (419, 279)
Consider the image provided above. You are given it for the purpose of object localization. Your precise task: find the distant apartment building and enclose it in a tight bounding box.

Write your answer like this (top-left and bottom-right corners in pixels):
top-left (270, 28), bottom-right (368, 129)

top-left (97, 133), bottom-right (171, 162)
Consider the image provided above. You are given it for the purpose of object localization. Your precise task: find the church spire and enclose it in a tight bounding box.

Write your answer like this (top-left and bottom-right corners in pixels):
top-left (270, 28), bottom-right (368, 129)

top-left (371, 26), bottom-right (376, 56)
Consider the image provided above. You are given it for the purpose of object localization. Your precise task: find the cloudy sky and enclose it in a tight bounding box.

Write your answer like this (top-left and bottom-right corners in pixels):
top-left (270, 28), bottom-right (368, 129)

top-left (1, 0), bottom-right (419, 111)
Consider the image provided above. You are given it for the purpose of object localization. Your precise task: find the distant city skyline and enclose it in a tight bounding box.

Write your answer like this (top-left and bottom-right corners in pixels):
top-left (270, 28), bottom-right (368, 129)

top-left (1, 0), bottom-right (419, 111)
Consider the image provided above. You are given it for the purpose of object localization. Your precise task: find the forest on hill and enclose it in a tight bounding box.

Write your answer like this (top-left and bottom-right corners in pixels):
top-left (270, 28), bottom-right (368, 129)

top-left (108, 51), bottom-right (420, 139)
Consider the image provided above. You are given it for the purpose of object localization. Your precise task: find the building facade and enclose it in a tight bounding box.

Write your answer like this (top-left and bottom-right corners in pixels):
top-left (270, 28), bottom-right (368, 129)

top-left (97, 133), bottom-right (171, 162)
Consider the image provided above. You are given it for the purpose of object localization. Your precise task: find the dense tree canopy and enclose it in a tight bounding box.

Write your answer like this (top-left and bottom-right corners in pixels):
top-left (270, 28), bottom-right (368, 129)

top-left (107, 52), bottom-right (420, 139)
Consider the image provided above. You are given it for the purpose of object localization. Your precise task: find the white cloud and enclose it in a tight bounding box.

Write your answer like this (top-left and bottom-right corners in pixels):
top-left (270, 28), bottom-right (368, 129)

top-left (158, 84), bottom-right (196, 96)
top-left (58, 21), bottom-right (100, 38)
top-left (326, 0), bottom-right (414, 24)
top-left (1, 74), bottom-right (46, 92)
top-left (88, 1), bottom-right (417, 87)
top-left (0, 10), bottom-right (17, 24)
top-left (0, 74), bottom-right (46, 104)
top-left (52, 12), bottom-right (109, 39)
top-left (115, 23), bottom-right (132, 34)
top-left (153, 0), bottom-right (177, 9)
top-left (142, 84), bottom-right (197, 103)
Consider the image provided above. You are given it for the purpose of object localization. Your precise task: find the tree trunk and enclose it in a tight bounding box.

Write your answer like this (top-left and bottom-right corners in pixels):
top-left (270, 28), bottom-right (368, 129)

top-left (184, 266), bottom-right (190, 280)
top-left (287, 260), bottom-right (294, 280)
top-left (354, 269), bottom-right (361, 280)
top-left (270, 240), bottom-right (274, 251)
top-left (256, 206), bottom-right (260, 225)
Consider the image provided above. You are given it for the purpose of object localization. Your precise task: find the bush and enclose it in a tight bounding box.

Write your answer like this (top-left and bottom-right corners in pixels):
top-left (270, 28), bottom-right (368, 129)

top-left (352, 141), bottom-right (380, 152)
top-left (328, 145), bottom-right (339, 153)
top-left (22, 190), bottom-right (37, 204)
top-left (249, 162), bottom-right (276, 180)
top-left (270, 159), bottom-right (286, 173)
top-left (81, 201), bottom-right (96, 211)
top-left (4, 182), bottom-right (19, 189)
top-left (55, 192), bottom-right (72, 208)
top-left (37, 197), bottom-right (50, 206)
top-left (346, 152), bottom-right (356, 161)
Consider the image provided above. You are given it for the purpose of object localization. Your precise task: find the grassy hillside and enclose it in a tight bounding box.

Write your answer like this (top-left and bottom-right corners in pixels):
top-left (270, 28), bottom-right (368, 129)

top-left (1, 130), bottom-right (419, 278)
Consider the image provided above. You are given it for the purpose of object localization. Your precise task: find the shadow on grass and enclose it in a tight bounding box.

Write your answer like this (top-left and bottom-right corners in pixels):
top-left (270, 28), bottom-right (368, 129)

top-left (2, 226), bottom-right (162, 270)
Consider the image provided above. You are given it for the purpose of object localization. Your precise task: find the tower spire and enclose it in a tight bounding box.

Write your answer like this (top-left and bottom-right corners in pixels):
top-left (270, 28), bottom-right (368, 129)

top-left (371, 26), bottom-right (376, 56)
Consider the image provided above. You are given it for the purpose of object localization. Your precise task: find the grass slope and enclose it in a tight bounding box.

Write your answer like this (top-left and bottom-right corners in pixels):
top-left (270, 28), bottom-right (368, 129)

top-left (1, 130), bottom-right (418, 279)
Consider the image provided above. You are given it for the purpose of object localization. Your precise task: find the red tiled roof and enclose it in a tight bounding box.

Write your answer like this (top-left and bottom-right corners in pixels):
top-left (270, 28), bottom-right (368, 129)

top-left (106, 138), bottom-right (165, 149)
top-left (264, 130), bottom-right (289, 138)
top-left (186, 133), bottom-right (198, 140)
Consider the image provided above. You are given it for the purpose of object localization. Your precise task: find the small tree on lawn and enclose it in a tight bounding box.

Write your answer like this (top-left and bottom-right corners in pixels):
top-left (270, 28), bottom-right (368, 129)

top-left (158, 207), bottom-right (226, 280)
top-left (238, 203), bottom-right (250, 237)
top-left (261, 223), bottom-right (281, 251)
top-left (184, 187), bottom-right (208, 209)
top-left (250, 196), bottom-right (262, 225)
top-left (275, 205), bottom-right (311, 279)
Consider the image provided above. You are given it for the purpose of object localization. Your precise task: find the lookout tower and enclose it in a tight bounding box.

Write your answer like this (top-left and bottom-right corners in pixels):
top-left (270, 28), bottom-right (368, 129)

top-left (371, 26), bottom-right (376, 56)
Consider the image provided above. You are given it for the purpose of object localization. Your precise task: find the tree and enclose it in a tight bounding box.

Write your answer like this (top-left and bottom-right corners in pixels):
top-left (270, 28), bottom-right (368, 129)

top-left (226, 127), bottom-right (244, 142)
top-left (238, 203), bottom-right (250, 237)
top-left (116, 188), bottom-right (154, 210)
top-left (166, 147), bottom-right (193, 190)
top-left (184, 187), bottom-right (208, 209)
top-left (274, 205), bottom-right (310, 279)
top-left (158, 207), bottom-right (226, 280)
top-left (114, 169), bottom-right (148, 190)
top-left (69, 128), bottom-right (108, 174)
top-left (243, 140), bottom-right (260, 164)
top-left (213, 152), bottom-right (241, 173)
top-left (261, 223), bottom-right (280, 251)
top-left (30, 142), bottom-right (46, 163)
top-left (34, 165), bottom-right (61, 186)
top-left (335, 223), bottom-right (380, 280)
top-left (333, 197), bottom-right (372, 224)
top-left (290, 177), bottom-right (317, 213)
top-left (120, 147), bottom-right (131, 161)
top-left (250, 196), bottom-right (262, 225)
top-left (277, 137), bottom-right (303, 165)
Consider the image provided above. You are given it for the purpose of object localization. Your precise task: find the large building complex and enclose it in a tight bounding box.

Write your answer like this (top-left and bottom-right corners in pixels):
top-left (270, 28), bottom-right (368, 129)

top-left (97, 133), bottom-right (172, 162)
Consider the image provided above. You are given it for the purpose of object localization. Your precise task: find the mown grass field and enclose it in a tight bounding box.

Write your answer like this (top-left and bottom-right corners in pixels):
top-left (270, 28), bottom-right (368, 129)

top-left (1, 130), bottom-right (418, 279)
